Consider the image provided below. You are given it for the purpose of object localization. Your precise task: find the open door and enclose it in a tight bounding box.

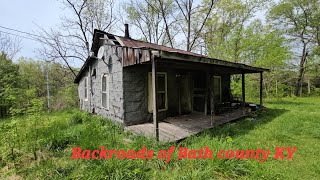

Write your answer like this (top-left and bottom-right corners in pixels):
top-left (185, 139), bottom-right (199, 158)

top-left (211, 76), bottom-right (222, 103)
top-left (192, 72), bottom-right (206, 113)
top-left (178, 74), bottom-right (192, 114)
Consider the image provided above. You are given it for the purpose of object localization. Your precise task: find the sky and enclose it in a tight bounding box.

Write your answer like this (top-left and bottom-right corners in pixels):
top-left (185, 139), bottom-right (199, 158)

top-left (0, 0), bottom-right (67, 60)
top-left (0, 0), bottom-right (267, 67)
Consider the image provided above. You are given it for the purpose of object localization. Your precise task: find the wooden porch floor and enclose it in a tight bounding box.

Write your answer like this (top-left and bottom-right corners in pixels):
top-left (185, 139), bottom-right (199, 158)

top-left (125, 108), bottom-right (248, 142)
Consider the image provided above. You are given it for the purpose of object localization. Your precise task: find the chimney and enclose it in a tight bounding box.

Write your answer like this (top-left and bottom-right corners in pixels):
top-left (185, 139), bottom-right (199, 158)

top-left (124, 24), bottom-right (130, 38)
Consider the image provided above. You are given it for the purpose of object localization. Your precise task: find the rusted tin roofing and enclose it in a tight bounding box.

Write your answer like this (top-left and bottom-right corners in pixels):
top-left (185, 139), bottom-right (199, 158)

top-left (74, 29), bottom-right (269, 83)
top-left (118, 37), bottom-right (205, 58)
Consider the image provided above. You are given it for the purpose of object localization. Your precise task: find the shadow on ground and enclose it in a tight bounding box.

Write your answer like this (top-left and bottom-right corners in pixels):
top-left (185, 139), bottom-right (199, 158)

top-left (179, 108), bottom-right (288, 143)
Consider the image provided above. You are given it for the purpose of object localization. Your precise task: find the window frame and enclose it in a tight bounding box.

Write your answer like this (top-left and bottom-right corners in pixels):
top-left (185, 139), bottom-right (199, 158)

top-left (148, 72), bottom-right (168, 112)
top-left (101, 74), bottom-right (110, 110)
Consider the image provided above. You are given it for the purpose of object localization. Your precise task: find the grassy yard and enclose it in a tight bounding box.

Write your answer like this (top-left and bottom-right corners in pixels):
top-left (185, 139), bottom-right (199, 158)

top-left (0, 97), bottom-right (319, 179)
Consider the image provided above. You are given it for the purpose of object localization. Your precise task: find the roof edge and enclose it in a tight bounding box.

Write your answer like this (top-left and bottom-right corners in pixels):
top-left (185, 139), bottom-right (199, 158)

top-left (159, 50), bottom-right (270, 73)
top-left (74, 56), bottom-right (97, 84)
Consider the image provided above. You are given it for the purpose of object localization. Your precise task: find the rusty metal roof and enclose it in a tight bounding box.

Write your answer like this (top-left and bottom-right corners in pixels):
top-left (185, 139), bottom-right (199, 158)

top-left (74, 29), bottom-right (269, 83)
top-left (118, 37), bottom-right (206, 58)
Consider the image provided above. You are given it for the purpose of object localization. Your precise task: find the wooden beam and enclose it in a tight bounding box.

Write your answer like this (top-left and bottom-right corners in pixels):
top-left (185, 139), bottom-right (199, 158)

top-left (242, 72), bottom-right (245, 107)
top-left (260, 72), bottom-right (263, 107)
top-left (151, 53), bottom-right (159, 141)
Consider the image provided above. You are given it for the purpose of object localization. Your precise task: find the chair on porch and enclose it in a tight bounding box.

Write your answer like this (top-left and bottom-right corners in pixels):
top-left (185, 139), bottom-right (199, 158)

top-left (215, 94), bottom-right (242, 115)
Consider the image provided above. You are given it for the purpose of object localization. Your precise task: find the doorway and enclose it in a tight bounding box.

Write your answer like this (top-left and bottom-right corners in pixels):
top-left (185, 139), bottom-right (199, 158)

top-left (178, 74), bottom-right (192, 114)
top-left (192, 72), bottom-right (206, 113)
top-left (211, 76), bottom-right (222, 103)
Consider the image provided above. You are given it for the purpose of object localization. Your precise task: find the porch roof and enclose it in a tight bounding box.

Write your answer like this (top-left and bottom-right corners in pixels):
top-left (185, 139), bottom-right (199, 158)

top-left (117, 34), bottom-right (269, 73)
top-left (74, 29), bottom-right (269, 83)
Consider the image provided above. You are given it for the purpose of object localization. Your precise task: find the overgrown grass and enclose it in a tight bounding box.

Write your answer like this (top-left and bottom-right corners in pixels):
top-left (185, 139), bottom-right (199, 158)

top-left (0, 97), bottom-right (320, 179)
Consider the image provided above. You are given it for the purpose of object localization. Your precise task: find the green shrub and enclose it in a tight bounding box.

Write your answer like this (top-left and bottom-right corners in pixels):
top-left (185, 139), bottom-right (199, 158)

top-left (69, 111), bottom-right (90, 125)
top-left (69, 113), bottom-right (83, 125)
top-left (51, 85), bottom-right (78, 110)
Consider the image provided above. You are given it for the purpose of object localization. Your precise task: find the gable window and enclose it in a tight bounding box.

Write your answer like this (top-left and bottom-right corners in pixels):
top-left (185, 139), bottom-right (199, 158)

top-left (148, 72), bottom-right (167, 112)
top-left (101, 74), bottom-right (110, 110)
top-left (84, 76), bottom-right (88, 101)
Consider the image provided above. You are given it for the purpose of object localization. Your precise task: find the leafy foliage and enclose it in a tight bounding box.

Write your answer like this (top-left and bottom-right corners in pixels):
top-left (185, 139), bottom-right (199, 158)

top-left (0, 55), bottom-right (78, 118)
top-left (0, 53), bottom-right (21, 117)
top-left (268, 0), bottom-right (320, 96)
top-left (0, 98), bottom-right (320, 179)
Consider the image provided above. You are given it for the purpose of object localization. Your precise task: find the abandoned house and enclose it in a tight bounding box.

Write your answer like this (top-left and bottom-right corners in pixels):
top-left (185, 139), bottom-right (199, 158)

top-left (74, 25), bottom-right (269, 141)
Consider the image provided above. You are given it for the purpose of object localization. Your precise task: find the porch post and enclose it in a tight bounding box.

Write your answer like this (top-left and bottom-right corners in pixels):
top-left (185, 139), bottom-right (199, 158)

top-left (151, 52), bottom-right (159, 141)
top-left (242, 72), bottom-right (245, 107)
top-left (260, 72), bottom-right (263, 107)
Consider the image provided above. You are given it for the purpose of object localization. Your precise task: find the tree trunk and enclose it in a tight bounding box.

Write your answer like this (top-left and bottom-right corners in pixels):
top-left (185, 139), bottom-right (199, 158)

top-left (186, 0), bottom-right (191, 51)
top-left (158, 0), bottom-right (174, 48)
top-left (295, 44), bottom-right (308, 96)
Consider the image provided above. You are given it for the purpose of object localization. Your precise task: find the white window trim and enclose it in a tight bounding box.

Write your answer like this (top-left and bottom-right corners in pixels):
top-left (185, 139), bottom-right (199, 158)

top-left (101, 74), bottom-right (110, 110)
top-left (148, 72), bottom-right (168, 112)
top-left (84, 76), bottom-right (88, 101)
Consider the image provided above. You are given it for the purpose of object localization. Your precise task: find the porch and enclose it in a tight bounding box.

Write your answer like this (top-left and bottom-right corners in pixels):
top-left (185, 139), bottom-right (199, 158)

top-left (121, 47), bottom-right (268, 140)
top-left (126, 108), bottom-right (249, 142)
top-left (146, 55), bottom-right (267, 141)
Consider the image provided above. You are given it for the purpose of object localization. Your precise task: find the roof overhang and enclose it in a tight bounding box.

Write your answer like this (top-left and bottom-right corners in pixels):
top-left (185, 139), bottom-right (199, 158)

top-left (159, 51), bottom-right (269, 74)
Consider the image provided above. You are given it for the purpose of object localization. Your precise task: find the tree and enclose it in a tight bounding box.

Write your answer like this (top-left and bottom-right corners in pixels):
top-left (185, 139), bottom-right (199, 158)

top-left (241, 20), bottom-right (291, 98)
top-left (174, 0), bottom-right (215, 51)
top-left (204, 0), bottom-right (290, 99)
top-left (204, 0), bottom-right (267, 62)
top-left (0, 32), bottom-right (21, 59)
top-left (36, 0), bottom-right (117, 77)
top-left (268, 0), bottom-right (320, 96)
top-left (124, 0), bottom-right (215, 51)
top-left (0, 53), bottom-right (21, 116)
top-left (17, 58), bottom-right (78, 110)
top-left (125, 0), bottom-right (178, 46)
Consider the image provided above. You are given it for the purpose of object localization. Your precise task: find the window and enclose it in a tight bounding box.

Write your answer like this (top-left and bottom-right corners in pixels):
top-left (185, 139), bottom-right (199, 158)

top-left (84, 76), bottom-right (88, 101)
top-left (92, 68), bottom-right (96, 78)
top-left (148, 72), bottom-right (167, 112)
top-left (101, 74), bottom-right (110, 110)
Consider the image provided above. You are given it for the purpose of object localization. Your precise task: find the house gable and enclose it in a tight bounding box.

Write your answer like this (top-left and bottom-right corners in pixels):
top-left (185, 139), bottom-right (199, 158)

top-left (77, 43), bottom-right (125, 123)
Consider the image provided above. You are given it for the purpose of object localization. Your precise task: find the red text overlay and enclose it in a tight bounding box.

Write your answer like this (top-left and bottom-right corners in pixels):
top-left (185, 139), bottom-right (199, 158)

top-left (71, 146), bottom-right (296, 163)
